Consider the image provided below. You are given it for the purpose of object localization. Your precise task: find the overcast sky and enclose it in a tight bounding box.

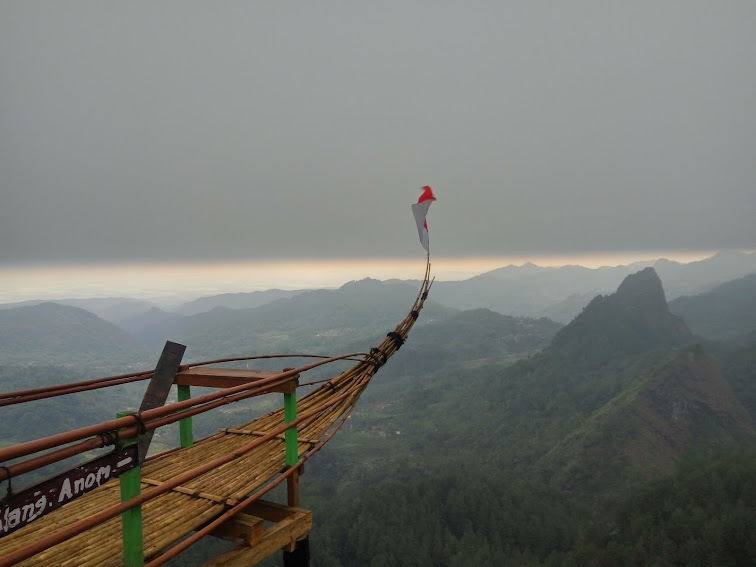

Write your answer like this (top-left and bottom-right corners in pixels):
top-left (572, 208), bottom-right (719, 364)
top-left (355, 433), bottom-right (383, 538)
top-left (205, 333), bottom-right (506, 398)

top-left (1, 2), bottom-right (754, 265)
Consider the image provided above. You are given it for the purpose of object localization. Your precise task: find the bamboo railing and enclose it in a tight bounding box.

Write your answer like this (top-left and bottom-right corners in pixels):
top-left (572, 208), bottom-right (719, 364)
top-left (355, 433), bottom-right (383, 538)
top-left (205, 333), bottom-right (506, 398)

top-left (0, 258), bottom-right (433, 566)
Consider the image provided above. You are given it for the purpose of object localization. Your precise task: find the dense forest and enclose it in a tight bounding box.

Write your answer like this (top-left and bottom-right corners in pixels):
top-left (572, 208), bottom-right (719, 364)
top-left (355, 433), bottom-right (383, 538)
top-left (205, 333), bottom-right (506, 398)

top-left (293, 451), bottom-right (756, 567)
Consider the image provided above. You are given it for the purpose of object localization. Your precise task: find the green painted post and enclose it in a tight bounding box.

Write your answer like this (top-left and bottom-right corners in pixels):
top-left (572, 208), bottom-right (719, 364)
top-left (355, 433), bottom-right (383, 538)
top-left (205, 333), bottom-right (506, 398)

top-left (284, 392), bottom-right (298, 466)
top-left (117, 411), bottom-right (144, 567)
top-left (177, 384), bottom-right (194, 448)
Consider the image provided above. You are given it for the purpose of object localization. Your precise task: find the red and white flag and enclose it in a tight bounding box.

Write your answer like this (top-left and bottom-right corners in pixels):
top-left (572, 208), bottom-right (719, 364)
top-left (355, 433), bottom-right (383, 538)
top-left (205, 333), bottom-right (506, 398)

top-left (411, 185), bottom-right (436, 252)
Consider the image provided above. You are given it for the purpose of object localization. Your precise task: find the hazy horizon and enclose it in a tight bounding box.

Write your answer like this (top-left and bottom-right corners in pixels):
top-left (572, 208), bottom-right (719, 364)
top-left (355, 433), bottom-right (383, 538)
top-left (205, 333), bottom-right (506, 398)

top-left (0, 249), bottom-right (736, 305)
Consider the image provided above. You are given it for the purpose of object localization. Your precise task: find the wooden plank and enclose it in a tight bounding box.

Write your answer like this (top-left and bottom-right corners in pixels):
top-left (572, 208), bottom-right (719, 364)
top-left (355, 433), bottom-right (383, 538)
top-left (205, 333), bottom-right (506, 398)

top-left (210, 513), bottom-right (264, 546)
top-left (139, 341), bottom-right (186, 462)
top-left (175, 367), bottom-right (298, 393)
top-left (200, 508), bottom-right (312, 567)
top-left (140, 477), bottom-right (239, 507)
top-left (242, 500), bottom-right (306, 524)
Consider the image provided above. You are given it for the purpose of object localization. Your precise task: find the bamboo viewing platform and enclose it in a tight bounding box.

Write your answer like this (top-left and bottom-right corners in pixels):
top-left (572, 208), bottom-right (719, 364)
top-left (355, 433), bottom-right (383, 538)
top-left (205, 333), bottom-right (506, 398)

top-left (0, 261), bottom-right (432, 566)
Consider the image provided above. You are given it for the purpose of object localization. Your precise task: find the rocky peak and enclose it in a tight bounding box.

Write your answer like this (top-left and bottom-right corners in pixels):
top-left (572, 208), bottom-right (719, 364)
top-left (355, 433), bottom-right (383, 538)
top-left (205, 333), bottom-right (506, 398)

top-left (615, 267), bottom-right (674, 328)
top-left (615, 267), bottom-right (666, 305)
top-left (548, 268), bottom-right (691, 361)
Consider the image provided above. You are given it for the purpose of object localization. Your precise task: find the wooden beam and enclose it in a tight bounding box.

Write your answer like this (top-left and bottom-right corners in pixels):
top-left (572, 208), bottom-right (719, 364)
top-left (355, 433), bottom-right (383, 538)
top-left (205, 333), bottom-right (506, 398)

top-left (174, 367), bottom-right (298, 393)
top-left (139, 341), bottom-right (186, 462)
top-left (242, 500), bottom-right (306, 524)
top-left (201, 504), bottom-right (312, 567)
top-left (287, 467), bottom-right (301, 508)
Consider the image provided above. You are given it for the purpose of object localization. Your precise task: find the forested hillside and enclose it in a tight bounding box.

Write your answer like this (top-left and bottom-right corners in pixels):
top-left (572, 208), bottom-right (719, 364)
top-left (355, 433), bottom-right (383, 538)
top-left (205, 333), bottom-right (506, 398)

top-left (125, 279), bottom-right (457, 357)
top-left (0, 302), bottom-right (151, 368)
top-left (279, 269), bottom-right (755, 566)
top-left (669, 273), bottom-right (756, 341)
top-left (2, 269), bottom-right (755, 566)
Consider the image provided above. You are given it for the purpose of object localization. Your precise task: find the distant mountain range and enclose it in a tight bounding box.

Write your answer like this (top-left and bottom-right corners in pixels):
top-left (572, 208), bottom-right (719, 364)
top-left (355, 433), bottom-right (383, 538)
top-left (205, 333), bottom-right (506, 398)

top-left (0, 279), bottom-right (557, 372)
top-left (0, 297), bottom-right (157, 323)
top-left (1, 251), bottom-right (754, 328)
top-left (169, 289), bottom-right (307, 316)
top-left (417, 250), bottom-right (756, 322)
top-left (1, 250), bottom-right (754, 371)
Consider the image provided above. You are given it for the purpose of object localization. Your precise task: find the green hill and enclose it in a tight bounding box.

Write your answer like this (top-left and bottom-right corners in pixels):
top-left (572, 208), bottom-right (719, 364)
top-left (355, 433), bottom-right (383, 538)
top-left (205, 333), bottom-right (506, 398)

top-left (539, 345), bottom-right (753, 502)
top-left (308, 268), bottom-right (754, 516)
top-left (548, 267), bottom-right (691, 361)
top-left (669, 273), bottom-right (756, 342)
top-left (391, 308), bottom-right (561, 372)
top-left (0, 302), bottom-right (151, 369)
top-left (132, 278), bottom-right (458, 360)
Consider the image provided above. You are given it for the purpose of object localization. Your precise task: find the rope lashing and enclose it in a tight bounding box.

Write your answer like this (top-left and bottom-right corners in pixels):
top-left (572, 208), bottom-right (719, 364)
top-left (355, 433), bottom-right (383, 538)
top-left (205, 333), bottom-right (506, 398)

top-left (97, 430), bottom-right (121, 447)
top-left (368, 347), bottom-right (388, 368)
top-left (386, 331), bottom-right (405, 349)
top-left (131, 412), bottom-right (148, 436)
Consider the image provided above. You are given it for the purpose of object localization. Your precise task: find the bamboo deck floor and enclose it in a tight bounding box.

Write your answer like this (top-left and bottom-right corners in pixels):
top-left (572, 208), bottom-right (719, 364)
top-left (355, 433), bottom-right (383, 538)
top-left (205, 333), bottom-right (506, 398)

top-left (0, 261), bottom-right (431, 566)
top-left (0, 368), bottom-right (365, 567)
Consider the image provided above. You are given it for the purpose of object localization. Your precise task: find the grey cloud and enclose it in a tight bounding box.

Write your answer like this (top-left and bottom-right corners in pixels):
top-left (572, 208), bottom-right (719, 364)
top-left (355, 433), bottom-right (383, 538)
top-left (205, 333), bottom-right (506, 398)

top-left (1, 2), bottom-right (754, 263)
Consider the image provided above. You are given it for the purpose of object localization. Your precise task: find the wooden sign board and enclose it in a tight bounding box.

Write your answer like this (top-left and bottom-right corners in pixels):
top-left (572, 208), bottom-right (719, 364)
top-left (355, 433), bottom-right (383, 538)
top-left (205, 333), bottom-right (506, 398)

top-left (0, 444), bottom-right (137, 538)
